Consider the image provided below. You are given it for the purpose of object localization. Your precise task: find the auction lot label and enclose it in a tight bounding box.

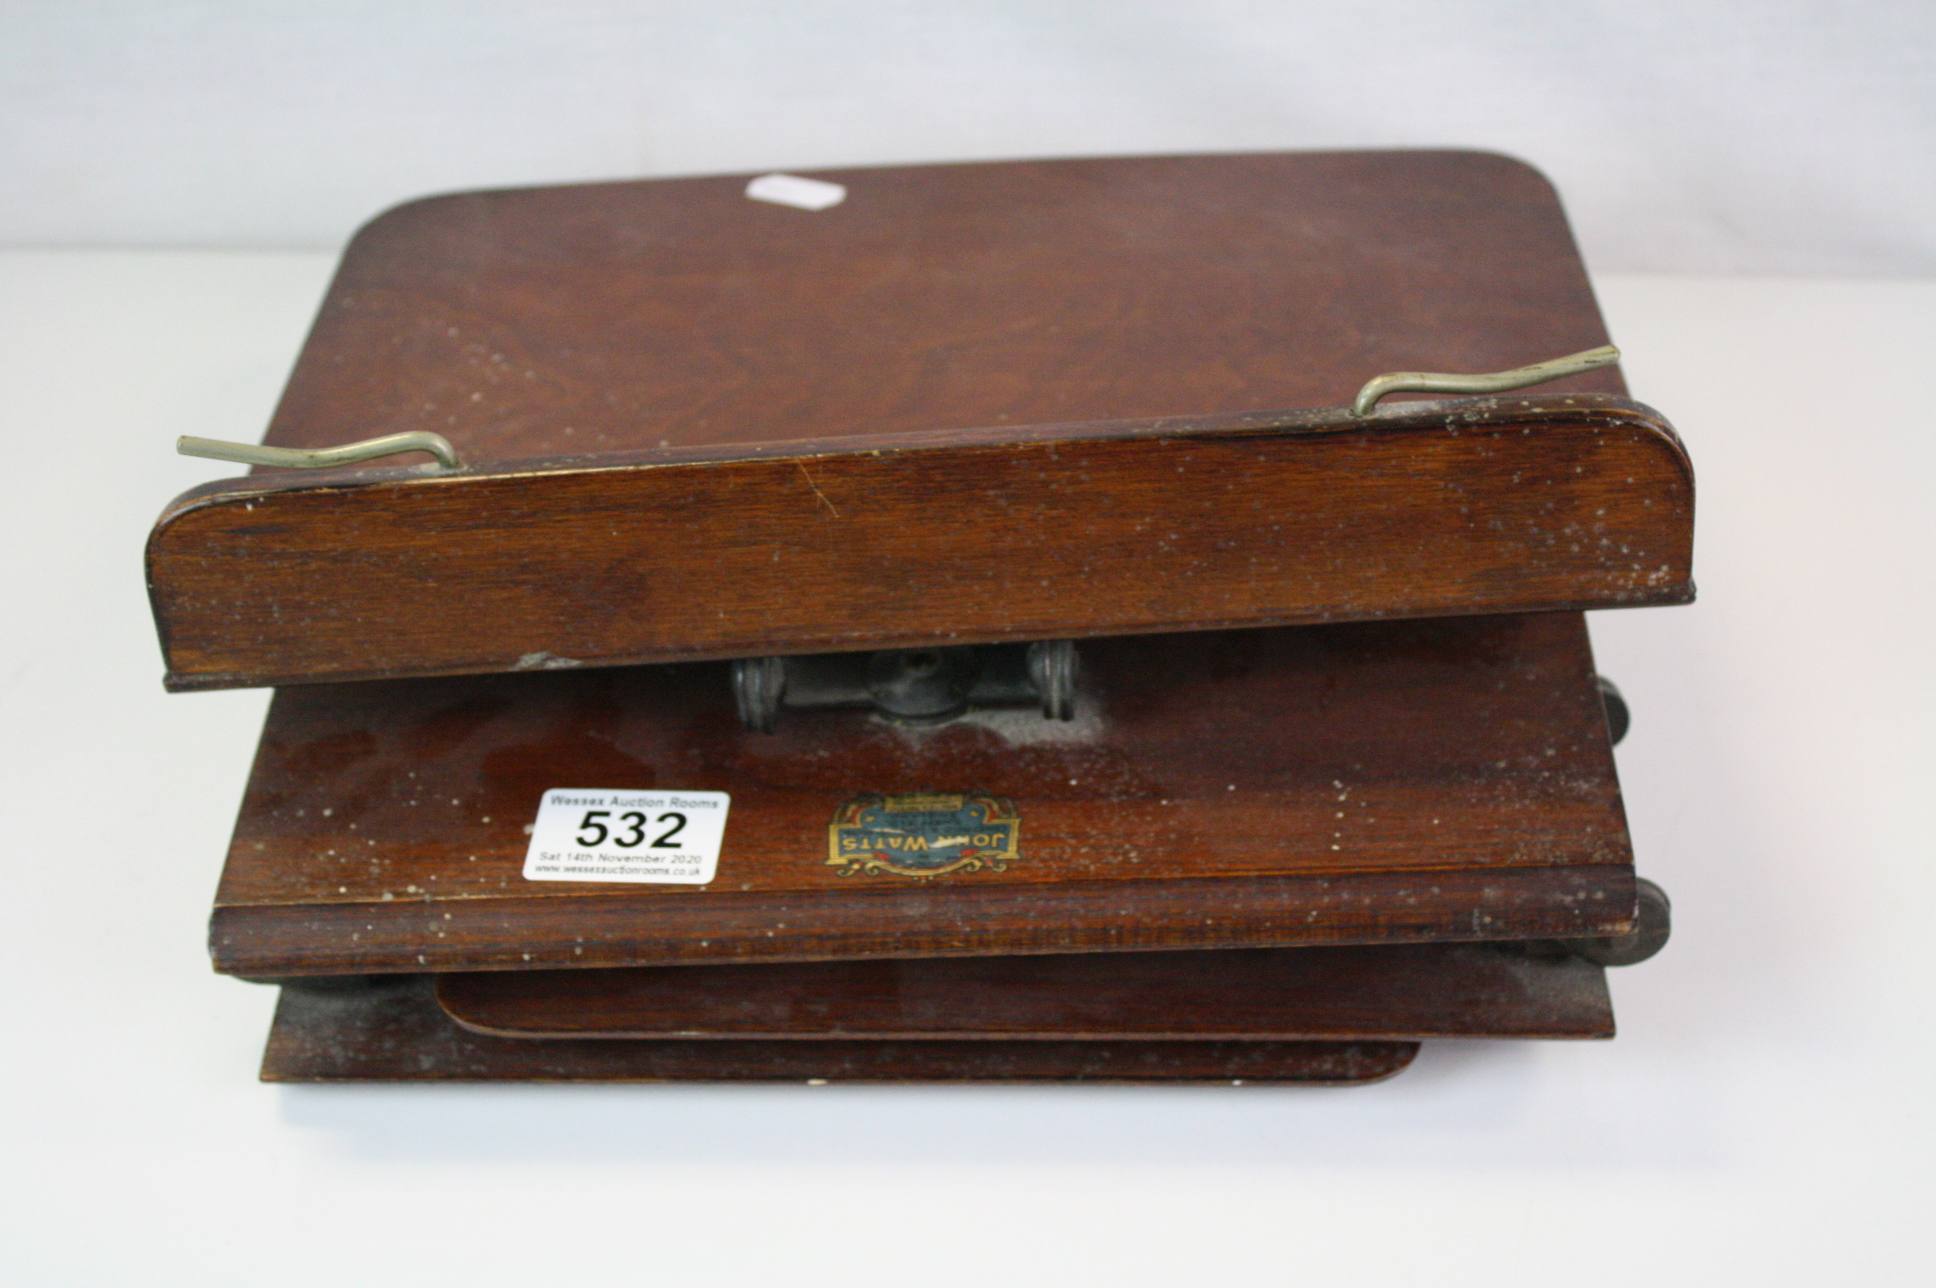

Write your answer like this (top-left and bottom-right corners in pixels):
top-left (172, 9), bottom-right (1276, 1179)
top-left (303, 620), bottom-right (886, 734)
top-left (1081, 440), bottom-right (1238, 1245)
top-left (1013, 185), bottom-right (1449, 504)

top-left (523, 789), bottom-right (730, 885)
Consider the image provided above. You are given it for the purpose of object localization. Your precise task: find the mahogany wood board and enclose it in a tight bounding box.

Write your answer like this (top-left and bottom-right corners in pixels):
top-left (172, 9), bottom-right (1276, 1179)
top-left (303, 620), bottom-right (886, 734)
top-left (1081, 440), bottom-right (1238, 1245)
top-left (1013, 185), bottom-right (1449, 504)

top-left (436, 942), bottom-right (1613, 1042)
top-left (149, 395), bottom-right (1691, 689)
top-left (261, 978), bottom-right (1419, 1084)
top-left (210, 612), bottom-right (1636, 977)
top-left (146, 150), bottom-right (1697, 691)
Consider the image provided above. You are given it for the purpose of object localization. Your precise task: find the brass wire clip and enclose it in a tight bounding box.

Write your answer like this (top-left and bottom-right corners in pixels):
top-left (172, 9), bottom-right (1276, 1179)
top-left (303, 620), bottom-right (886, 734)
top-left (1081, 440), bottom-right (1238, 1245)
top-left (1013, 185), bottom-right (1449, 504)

top-left (1351, 345), bottom-right (1620, 417)
top-left (176, 430), bottom-right (463, 470)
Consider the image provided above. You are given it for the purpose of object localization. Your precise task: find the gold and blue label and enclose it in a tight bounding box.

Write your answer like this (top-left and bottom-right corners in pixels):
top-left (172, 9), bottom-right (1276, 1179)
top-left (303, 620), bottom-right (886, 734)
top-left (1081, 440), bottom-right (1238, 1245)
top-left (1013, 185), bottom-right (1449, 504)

top-left (827, 792), bottom-right (1022, 878)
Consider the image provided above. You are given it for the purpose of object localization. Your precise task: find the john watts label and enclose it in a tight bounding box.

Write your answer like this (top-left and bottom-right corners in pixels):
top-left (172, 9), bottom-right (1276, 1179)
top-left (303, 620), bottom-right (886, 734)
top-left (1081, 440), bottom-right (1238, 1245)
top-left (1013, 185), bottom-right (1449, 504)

top-left (826, 793), bottom-right (1021, 878)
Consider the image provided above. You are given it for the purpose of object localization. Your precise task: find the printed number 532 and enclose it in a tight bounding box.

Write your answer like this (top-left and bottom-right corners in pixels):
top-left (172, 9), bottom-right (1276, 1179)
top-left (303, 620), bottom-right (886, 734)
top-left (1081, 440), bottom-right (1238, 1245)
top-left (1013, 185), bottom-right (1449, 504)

top-left (575, 810), bottom-right (687, 849)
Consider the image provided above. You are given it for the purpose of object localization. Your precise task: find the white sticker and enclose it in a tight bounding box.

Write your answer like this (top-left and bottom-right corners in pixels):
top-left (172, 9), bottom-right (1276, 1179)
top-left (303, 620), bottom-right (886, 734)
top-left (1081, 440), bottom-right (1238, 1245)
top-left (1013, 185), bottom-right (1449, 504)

top-left (745, 172), bottom-right (847, 211)
top-left (522, 789), bottom-right (731, 885)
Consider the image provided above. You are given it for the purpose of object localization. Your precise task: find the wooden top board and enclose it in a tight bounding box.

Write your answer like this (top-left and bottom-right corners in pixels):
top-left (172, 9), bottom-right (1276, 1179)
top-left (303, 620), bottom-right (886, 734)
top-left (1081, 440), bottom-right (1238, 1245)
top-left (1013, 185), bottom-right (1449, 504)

top-left (210, 612), bottom-right (1636, 977)
top-left (147, 151), bottom-right (1693, 690)
top-left (150, 394), bottom-right (1691, 690)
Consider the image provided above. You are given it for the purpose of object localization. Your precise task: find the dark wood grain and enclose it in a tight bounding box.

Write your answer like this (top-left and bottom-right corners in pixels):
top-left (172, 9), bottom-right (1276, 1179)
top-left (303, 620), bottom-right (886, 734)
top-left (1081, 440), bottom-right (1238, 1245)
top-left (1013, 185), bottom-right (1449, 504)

top-left (261, 977), bottom-right (1420, 1084)
top-left (435, 942), bottom-right (1613, 1041)
top-left (210, 612), bottom-right (1636, 977)
top-left (149, 395), bottom-right (1691, 689)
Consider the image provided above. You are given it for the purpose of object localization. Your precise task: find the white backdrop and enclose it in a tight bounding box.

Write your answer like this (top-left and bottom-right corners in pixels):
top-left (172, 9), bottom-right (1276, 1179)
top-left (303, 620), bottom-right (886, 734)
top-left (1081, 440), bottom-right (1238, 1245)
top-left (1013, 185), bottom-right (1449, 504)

top-left (2, 0), bottom-right (1931, 274)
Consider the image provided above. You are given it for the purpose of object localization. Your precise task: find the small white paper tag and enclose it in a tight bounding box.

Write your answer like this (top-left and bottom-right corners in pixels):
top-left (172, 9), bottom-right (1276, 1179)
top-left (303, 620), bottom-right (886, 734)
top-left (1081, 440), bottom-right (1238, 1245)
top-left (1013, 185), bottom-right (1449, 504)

top-left (522, 789), bottom-right (731, 885)
top-left (745, 172), bottom-right (847, 211)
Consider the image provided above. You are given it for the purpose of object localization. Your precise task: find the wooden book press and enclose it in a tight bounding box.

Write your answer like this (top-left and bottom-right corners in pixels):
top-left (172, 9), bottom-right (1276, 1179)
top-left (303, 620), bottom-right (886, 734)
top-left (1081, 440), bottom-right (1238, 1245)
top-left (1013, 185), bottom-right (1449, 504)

top-left (147, 152), bottom-right (1692, 1084)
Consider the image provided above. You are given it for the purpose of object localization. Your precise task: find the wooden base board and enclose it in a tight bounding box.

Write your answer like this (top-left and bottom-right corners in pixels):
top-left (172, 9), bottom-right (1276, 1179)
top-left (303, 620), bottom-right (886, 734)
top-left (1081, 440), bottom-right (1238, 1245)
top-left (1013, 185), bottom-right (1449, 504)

top-left (258, 939), bottom-right (1610, 1083)
top-left (261, 977), bottom-right (1418, 1085)
top-left (436, 941), bottom-right (1613, 1042)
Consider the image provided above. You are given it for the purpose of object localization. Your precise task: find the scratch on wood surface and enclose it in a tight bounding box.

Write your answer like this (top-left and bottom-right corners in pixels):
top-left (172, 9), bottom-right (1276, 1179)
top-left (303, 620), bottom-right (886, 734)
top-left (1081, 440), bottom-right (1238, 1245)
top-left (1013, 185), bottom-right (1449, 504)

top-left (796, 461), bottom-right (840, 517)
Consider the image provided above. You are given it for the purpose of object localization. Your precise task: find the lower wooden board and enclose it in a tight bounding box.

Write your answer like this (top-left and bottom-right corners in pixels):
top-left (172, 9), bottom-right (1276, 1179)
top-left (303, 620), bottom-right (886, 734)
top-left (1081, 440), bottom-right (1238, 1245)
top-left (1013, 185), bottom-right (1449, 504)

top-left (436, 942), bottom-right (1613, 1042)
top-left (261, 977), bottom-right (1418, 1084)
top-left (211, 613), bottom-right (1636, 977)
